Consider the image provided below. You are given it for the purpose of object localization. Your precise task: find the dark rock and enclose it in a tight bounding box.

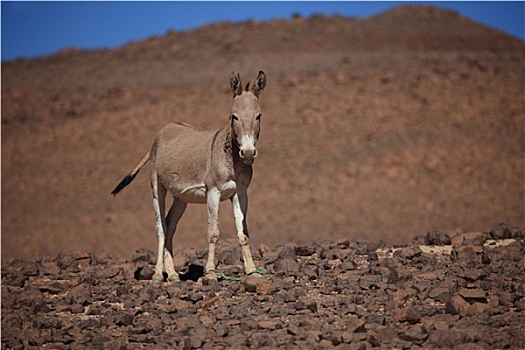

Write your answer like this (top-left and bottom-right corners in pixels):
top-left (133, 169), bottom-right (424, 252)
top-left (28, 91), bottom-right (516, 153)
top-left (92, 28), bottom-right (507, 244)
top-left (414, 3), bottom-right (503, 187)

top-left (490, 223), bottom-right (511, 239)
top-left (294, 245), bottom-right (315, 256)
top-left (356, 240), bottom-right (379, 255)
top-left (428, 329), bottom-right (467, 348)
top-left (346, 317), bottom-right (366, 333)
top-left (461, 232), bottom-right (488, 246)
top-left (396, 304), bottom-right (421, 324)
top-left (445, 295), bottom-right (470, 315)
top-left (69, 303), bottom-right (85, 314)
top-left (341, 260), bottom-right (358, 270)
top-left (401, 325), bottom-right (428, 343)
top-left (395, 246), bottom-right (422, 260)
top-left (243, 275), bottom-right (277, 295)
top-left (428, 287), bottom-right (451, 302)
top-left (358, 275), bottom-right (382, 290)
top-left (457, 288), bottom-right (487, 303)
top-left (276, 245), bottom-right (296, 260)
top-left (218, 248), bottom-right (239, 265)
top-left (366, 315), bottom-right (386, 325)
top-left (510, 226), bottom-right (525, 239)
top-left (116, 313), bottom-right (134, 327)
top-left (131, 248), bottom-right (156, 263)
top-left (273, 258), bottom-right (299, 274)
top-left (426, 231), bottom-right (451, 245)
top-left (57, 254), bottom-right (79, 271)
top-left (412, 235), bottom-right (427, 245)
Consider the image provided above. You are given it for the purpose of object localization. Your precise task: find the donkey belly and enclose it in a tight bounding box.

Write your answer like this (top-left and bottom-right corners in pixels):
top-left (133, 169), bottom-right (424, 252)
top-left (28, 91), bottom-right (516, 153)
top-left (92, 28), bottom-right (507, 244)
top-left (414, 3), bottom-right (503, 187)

top-left (168, 180), bottom-right (237, 204)
top-left (170, 183), bottom-right (207, 204)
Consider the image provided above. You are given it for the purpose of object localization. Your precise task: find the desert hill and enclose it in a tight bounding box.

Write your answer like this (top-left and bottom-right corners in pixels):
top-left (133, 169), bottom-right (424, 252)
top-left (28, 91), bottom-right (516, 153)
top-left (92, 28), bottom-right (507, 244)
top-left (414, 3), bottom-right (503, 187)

top-left (2, 5), bottom-right (524, 260)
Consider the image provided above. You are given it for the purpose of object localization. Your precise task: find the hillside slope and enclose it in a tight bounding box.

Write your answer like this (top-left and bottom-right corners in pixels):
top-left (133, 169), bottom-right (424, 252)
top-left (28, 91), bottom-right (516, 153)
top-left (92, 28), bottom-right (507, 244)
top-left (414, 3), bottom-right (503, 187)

top-left (2, 5), bottom-right (524, 260)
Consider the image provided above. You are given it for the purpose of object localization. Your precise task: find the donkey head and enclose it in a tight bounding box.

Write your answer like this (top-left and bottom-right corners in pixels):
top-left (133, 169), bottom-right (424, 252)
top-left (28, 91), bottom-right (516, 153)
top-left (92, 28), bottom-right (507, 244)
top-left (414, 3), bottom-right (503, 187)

top-left (229, 71), bottom-right (267, 165)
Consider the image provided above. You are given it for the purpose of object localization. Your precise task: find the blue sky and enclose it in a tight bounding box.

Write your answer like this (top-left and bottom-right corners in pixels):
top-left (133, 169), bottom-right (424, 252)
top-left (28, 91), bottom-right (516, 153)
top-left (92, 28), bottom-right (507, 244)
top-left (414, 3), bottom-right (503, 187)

top-left (2, 1), bottom-right (524, 62)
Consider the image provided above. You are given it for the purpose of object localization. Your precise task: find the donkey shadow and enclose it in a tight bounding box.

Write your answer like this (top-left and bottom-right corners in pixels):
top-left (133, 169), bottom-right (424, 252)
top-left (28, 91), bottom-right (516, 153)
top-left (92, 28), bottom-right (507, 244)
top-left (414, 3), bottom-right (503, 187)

top-left (134, 263), bottom-right (204, 282)
top-left (178, 264), bottom-right (205, 282)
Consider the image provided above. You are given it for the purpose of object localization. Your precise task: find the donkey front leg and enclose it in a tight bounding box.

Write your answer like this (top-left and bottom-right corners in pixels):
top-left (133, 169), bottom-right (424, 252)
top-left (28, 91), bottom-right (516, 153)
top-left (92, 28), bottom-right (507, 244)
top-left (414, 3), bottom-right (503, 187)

top-left (205, 187), bottom-right (221, 279)
top-left (231, 192), bottom-right (257, 275)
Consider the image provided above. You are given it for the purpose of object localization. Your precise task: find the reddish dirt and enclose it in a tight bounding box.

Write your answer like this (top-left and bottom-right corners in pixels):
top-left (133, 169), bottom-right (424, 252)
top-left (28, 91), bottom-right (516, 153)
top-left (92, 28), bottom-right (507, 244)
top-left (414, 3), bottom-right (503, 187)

top-left (2, 6), bottom-right (523, 261)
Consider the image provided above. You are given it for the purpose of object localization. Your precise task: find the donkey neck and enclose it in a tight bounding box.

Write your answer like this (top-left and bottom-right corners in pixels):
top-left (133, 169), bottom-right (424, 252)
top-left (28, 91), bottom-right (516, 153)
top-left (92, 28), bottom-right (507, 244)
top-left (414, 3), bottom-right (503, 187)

top-left (211, 125), bottom-right (248, 179)
top-left (225, 125), bottom-right (248, 171)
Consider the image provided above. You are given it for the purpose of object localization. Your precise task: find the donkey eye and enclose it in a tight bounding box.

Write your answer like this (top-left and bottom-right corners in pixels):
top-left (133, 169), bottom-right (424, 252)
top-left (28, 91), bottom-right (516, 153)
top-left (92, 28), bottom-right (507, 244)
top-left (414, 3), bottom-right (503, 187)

top-left (230, 114), bottom-right (239, 122)
top-left (256, 114), bottom-right (262, 121)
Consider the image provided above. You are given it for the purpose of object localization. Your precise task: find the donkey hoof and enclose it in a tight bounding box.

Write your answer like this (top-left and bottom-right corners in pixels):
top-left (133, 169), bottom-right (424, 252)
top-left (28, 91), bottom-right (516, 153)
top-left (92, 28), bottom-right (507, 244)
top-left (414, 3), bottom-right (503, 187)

top-left (152, 273), bottom-right (164, 284)
top-left (167, 273), bottom-right (180, 283)
top-left (205, 271), bottom-right (218, 280)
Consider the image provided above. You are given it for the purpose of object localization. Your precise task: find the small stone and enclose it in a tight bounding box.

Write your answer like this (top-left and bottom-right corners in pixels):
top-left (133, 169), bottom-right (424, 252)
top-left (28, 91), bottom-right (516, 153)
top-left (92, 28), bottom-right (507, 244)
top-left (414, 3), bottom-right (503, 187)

top-left (72, 251), bottom-right (92, 267)
top-left (426, 231), bottom-right (451, 245)
top-left (199, 315), bottom-right (214, 328)
top-left (57, 254), bottom-right (79, 271)
top-left (276, 245), bottom-right (296, 260)
top-left (467, 302), bottom-right (488, 315)
top-left (69, 304), bottom-right (85, 314)
top-left (429, 287), bottom-right (451, 302)
top-left (273, 258), bottom-right (299, 274)
top-left (366, 315), bottom-right (386, 325)
top-left (490, 223), bottom-right (511, 239)
top-left (341, 260), bottom-right (357, 271)
top-left (445, 295), bottom-right (470, 315)
top-left (132, 248), bottom-right (156, 263)
top-left (397, 305), bottom-right (421, 324)
top-left (428, 329), bottom-right (467, 348)
top-left (183, 336), bottom-right (202, 349)
top-left (461, 232), bottom-right (488, 246)
top-left (243, 275), bottom-right (277, 295)
top-left (257, 320), bottom-right (278, 330)
top-left (116, 313), bottom-right (134, 326)
top-left (295, 245), bottom-right (315, 256)
top-left (458, 288), bottom-right (487, 303)
top-left (346, 317), bottom-right (365, 333)
top-left (395, 246), bottom-right (422, 260)
top-left (287, 324), bottom-right (300, 335)
top-left (401, 325), bottom-right (428, 343)
top-left (341, 331), bottom-right (354, 343)
top-left (134, 266), bottom-right (155, 281)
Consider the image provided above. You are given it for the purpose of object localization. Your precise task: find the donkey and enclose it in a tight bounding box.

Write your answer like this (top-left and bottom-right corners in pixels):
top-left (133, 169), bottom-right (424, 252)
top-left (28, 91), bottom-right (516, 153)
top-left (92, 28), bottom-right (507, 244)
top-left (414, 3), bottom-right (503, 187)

top-left (112, 71), bottom-right (267, 283)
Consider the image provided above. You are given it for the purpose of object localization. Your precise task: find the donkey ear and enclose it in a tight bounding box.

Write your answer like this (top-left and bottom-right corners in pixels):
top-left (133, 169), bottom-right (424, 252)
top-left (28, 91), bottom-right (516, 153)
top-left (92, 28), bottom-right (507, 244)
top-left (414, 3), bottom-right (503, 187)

top-left (251, 71), bottom-right (267, 98)
top-left (230, 72), bottom-right (243, 98)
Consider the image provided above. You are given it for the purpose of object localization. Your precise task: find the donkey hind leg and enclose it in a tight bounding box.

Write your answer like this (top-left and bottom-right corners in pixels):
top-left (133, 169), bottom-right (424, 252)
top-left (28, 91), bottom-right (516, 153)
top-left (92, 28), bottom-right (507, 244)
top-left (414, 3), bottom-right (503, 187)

top-left (152, 173), bottom-right (168, 284)
top-left (163, 199), bottom-right (187, 282)
top-left (231, 193), bottom-right (257, 275)
top-left (205, 187), bottom-right (221, 279)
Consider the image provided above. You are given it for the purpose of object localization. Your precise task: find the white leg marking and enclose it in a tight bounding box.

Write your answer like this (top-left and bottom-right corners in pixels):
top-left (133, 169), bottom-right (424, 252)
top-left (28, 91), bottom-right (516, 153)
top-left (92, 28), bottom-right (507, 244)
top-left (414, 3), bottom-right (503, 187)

top-left (151, 175), bottom-right (167, 283)
top-left (205, 187), bottom-right (221, 276)
top-left (232, 192), bottom-right (256, 274)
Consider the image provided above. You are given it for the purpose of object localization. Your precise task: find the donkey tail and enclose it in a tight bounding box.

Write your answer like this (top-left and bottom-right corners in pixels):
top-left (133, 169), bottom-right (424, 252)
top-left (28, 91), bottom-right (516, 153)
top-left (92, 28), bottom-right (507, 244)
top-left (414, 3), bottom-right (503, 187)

top-left (111, 152), bottom-right (151, 196)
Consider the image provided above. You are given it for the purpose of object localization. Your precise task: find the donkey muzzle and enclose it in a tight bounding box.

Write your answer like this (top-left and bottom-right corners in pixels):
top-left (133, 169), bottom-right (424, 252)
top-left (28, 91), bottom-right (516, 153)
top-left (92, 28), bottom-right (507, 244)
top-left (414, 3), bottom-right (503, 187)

top-left (240, 147), bottom-right (257, 165)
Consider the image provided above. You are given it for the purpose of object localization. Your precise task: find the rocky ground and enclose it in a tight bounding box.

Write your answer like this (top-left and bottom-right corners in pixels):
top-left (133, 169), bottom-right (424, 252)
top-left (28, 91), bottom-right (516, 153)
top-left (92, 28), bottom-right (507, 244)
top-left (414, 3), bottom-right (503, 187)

top-left (2, 223), bottom-right (524, 349)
